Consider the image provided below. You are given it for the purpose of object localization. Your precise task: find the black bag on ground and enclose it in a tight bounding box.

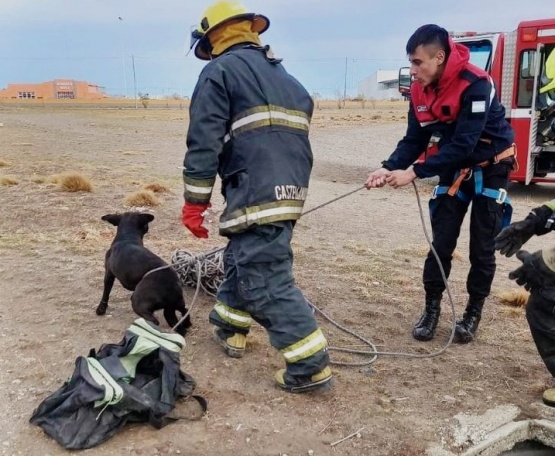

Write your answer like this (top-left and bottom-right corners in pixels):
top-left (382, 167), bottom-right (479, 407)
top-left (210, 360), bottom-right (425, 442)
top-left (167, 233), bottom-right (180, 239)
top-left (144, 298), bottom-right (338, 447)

top-left (29, 318), bottom-right (207, 450)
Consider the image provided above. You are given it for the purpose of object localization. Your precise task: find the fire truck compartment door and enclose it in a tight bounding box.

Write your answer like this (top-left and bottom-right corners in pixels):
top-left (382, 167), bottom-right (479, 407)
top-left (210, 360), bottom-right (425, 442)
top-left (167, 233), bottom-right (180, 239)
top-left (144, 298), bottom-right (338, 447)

top-left (526, 43), bottom-right (544, 184)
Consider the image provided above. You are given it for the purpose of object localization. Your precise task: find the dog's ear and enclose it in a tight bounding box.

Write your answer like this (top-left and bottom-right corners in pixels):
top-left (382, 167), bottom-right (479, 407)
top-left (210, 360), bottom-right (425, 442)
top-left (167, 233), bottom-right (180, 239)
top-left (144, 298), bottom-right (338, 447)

top-left (138, 213), bottom-right (155, 235)
top-left (101, 214), bottom-right (122, 226)
top-left (138, 213), bottom-right (155, 225)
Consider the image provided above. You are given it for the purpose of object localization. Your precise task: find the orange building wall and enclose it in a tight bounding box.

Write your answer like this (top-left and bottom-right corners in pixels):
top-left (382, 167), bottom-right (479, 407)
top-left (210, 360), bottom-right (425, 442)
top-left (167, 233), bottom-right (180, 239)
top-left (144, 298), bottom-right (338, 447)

top-left (0, 79), bottom-right (107, 100)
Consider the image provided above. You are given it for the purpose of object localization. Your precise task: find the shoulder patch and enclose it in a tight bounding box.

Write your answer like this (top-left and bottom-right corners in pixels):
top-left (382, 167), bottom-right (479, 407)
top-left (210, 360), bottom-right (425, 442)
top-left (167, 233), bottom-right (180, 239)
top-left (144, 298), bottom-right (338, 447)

top-left (471, 100), bottom-right (486, 113)
top-left (466, 94), bottom-right (488, 119)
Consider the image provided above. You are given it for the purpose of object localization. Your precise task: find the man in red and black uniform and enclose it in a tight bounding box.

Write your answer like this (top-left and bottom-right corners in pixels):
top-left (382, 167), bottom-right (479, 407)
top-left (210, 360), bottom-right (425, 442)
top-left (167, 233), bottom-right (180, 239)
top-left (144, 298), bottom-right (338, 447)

top-left (365, 24), bottom-right (515, 344)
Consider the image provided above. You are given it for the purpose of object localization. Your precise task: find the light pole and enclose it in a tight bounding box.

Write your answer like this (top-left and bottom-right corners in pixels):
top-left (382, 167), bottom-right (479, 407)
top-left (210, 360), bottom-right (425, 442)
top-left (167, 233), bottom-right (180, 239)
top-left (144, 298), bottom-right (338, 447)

top-left (132, 54), bottom-right (138, 109)
top-left (118, 16), bottom-right (128, 98)
top-left (343, 57), bottom-right (348, 108)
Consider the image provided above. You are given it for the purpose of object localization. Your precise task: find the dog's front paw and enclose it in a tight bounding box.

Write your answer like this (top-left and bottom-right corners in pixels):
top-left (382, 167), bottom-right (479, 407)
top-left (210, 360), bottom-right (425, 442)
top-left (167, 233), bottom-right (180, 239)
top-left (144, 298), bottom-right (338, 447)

top-left (96, 302), bottom-right (108, 315)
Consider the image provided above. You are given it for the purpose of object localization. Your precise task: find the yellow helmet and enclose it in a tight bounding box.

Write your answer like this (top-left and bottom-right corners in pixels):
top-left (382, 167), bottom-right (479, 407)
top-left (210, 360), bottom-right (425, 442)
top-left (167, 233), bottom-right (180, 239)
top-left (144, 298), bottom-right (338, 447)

top-left (190, 0), bottom-right (270, 60)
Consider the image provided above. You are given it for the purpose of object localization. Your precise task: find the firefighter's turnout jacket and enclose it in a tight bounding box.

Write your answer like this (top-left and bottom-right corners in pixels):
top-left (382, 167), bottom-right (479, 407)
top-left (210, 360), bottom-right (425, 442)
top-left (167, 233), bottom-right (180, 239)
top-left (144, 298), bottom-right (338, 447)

top-left (184, 43), bottom-right (329, 378)
top-left (183, 44), bottom-right (314, 236)
top-left (382, 38), bottom-right (514, 178)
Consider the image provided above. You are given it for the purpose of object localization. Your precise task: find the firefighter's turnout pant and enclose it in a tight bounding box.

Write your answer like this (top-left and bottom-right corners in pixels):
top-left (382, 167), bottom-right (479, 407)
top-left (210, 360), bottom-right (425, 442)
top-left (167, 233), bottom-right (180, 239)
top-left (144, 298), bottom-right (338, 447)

top-left (209, 221), bottom-right (329, 377)
top-left (424, 161), bottom-right (512, 300)
top-left (527, 288), bottom-right (555, 377)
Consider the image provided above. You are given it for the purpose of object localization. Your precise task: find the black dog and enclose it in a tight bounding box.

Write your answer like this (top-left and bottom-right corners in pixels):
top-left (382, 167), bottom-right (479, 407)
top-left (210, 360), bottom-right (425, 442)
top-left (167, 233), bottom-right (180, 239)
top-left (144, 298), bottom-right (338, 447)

top-left (97, 212), bottom-right (191, 336)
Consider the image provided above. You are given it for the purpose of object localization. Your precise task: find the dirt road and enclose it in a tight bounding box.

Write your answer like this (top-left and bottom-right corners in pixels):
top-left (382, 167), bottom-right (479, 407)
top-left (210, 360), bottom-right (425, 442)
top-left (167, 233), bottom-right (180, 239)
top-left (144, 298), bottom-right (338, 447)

top-left (1, 103), bottom-right (555, 455)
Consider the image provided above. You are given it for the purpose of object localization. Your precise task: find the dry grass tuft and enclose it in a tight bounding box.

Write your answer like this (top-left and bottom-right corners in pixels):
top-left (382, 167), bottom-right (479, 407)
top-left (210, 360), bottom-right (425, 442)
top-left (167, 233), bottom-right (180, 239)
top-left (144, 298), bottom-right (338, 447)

top-left (0, 175), bottom-right (19, 186)
top-left (31, 175), bottom-right (47, 184)
top-left (56, 173), bottom-right (93, 192)
top-left (32, 174), bottom-right (61, 184)
top-left (496, 289), bottom-right (530, 307)
top-left (500, 306), bottom-right (525, 317)
top-left (143, 182), bottom-right (170, 193)
top-left (124, 190), bottom-right (161, 207)
top-left (0, 159), bottom-right (10, 167)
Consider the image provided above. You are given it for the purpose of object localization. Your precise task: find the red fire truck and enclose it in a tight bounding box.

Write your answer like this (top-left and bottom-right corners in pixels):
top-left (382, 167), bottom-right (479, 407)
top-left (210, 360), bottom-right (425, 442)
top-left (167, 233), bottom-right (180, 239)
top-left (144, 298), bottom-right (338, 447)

top-left (399, 19), bottom-right (555, 184)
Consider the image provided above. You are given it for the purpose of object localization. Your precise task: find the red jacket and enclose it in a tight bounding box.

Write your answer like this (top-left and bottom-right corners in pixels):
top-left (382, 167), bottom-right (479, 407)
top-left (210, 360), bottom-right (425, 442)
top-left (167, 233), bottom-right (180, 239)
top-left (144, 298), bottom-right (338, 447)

top-left (410, 38), bottom-right (488, 126)
top-left (382, 38), bottom-right (514, 178)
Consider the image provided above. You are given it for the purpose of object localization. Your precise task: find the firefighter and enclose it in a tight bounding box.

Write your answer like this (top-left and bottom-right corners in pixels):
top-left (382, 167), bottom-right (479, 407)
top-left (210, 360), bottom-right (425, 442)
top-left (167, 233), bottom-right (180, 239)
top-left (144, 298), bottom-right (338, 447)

top-left (365, 24), bottom-right (515, 344)
top-left (540, 48), bottom-right (555, 97)
top-left (182, 0), bottom-right (331, 393)
top-left (539, 48), bottom-right (555, 139)
top-left (495, 200), bottom-right (555, 406)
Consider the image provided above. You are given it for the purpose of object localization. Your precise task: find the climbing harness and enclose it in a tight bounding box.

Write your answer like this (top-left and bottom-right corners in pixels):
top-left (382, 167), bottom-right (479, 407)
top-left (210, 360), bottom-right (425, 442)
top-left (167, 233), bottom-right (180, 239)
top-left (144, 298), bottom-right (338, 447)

top-left (431, 144), bottom-right (516, 228)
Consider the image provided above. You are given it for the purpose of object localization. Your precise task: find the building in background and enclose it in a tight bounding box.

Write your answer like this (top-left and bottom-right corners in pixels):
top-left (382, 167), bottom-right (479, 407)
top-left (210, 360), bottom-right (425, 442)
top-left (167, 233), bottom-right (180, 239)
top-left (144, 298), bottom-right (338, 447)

top-left (358, 70), bottom-right (403, 101)
top-left (0, 79), bottom-right (107, 100)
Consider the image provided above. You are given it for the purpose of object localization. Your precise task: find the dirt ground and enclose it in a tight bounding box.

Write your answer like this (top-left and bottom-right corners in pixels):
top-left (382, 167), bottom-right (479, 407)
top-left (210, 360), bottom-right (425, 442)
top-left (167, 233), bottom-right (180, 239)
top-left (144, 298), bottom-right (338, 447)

top-left (2, 101), bottom-right (555, 456)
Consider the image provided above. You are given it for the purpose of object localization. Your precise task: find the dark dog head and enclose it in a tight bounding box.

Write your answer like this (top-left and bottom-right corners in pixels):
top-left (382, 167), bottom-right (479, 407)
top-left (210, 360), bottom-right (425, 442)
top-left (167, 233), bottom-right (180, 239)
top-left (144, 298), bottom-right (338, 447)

top-left (101, 212), bottom-right (155, 239)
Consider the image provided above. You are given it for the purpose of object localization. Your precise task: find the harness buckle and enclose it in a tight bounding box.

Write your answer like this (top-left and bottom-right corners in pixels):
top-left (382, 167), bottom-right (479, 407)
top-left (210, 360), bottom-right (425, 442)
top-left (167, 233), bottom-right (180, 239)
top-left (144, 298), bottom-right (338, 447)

top-left (463, 169), bottom-right (473, 181)
top-left (432, 185), bottom-right (439, 199)
top-left (496, 188), bottom-right (508, 204)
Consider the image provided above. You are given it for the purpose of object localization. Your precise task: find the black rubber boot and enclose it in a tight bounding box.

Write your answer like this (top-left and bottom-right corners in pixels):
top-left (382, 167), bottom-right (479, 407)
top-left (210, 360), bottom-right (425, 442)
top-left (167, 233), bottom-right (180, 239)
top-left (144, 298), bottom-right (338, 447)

top-left (412, 294), bottom-right (442, 341)
top-left (454, 298), bottom-right (485, 344)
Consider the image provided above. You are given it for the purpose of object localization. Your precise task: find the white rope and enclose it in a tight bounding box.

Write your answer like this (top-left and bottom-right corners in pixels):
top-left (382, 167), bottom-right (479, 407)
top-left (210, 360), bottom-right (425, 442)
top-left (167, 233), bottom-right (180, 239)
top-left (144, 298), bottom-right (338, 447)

top-left (310, 181), bottom-right (456, 367)
top-left (171, 247), bottom-right (225, 297)
top-left (168, 181), bottom-right (457, 367)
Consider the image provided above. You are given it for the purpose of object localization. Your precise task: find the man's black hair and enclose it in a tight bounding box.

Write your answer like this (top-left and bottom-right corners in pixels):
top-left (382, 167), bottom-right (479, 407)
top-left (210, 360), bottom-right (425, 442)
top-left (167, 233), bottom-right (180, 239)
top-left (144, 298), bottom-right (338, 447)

top-left (406, 24), bottom-right (450, 59)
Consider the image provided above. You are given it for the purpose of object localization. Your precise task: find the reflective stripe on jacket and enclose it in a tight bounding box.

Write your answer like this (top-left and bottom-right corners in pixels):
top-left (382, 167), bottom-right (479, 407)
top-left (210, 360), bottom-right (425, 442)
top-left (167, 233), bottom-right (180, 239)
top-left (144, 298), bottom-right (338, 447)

top-left (183, 45), bottom-right (314, 236)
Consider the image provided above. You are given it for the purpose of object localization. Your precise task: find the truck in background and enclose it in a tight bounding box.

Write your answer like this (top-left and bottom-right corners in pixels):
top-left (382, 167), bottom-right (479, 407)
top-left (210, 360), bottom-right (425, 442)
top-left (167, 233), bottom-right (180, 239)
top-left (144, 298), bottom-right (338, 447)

top-left (399, 19), bottom-right (555, 184)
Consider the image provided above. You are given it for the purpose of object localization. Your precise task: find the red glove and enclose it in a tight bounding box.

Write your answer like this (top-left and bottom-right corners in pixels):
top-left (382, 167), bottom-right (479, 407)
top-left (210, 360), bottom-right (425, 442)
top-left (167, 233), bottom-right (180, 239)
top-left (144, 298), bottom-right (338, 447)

top-left (181, 202), bottom-right (210, 238)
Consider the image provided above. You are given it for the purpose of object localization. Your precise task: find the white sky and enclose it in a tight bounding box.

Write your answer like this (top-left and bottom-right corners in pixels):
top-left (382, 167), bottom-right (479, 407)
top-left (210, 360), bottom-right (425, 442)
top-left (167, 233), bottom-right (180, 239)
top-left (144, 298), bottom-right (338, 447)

top-left (0, 1), bottom-right (553, 97)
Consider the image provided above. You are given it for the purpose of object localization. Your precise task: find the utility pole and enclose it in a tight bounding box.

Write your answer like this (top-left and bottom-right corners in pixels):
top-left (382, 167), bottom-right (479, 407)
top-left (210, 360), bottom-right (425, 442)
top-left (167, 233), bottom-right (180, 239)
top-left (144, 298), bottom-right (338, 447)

top-left (118, 16), bottom-right (127, 98)
top-left (343, 57), bottom-right (348, 108)
top-left (132, 54), bottom-right (138, 109)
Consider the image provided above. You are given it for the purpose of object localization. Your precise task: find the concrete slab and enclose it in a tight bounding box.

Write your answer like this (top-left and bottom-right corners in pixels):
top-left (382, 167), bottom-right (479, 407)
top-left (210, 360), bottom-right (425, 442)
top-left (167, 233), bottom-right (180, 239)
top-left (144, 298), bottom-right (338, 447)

top-left (428, 405), bottom-right (555, 455)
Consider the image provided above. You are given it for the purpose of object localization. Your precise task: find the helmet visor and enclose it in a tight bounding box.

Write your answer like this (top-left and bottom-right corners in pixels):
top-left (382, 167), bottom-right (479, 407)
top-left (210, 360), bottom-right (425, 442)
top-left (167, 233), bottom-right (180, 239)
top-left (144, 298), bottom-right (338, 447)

top-left (189, 27), bottom-right (204, 51)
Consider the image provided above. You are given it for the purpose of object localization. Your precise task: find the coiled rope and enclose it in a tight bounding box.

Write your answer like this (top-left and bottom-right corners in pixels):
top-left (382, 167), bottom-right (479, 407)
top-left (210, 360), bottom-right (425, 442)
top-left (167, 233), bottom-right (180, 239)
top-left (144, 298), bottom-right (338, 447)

top-left (172, 247), bottom-right (224, 297)
top-left (169, 181), bottom-right (457, 367)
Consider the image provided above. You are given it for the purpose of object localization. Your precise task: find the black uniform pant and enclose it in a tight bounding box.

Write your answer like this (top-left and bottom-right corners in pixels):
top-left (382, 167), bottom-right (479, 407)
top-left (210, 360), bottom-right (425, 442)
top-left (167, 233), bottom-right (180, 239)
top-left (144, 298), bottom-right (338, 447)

top-left (209, 221), bottom-right (329, 377)
top-left (527, 288), bottom-right (555, 377)
top-left (424, 162), bottom-right (511, 300)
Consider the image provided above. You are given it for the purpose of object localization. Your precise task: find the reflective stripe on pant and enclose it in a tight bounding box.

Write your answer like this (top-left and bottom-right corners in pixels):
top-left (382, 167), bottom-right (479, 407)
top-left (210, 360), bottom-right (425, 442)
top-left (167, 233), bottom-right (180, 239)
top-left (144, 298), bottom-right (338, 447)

top-left (526, 288), bottom-right (555, 377)
top-left (209, 221), bottom-right (329, 377)
top-left (424, 161), bottom-right (511, 299)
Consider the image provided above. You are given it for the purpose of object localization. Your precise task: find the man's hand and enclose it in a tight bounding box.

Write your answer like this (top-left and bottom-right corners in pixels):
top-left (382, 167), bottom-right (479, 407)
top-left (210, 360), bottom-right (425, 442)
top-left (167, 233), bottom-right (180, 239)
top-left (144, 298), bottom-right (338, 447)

top-left (181, 202), bottom-right (210, 238)
top-left (385, 168), bottom-right (417, 189)
top-left (509, 250), bottom-right (555, 291)
top-left (365, 168), bottom-right (391, 189)
top-left (494, 218), bottom-right (536, 257)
